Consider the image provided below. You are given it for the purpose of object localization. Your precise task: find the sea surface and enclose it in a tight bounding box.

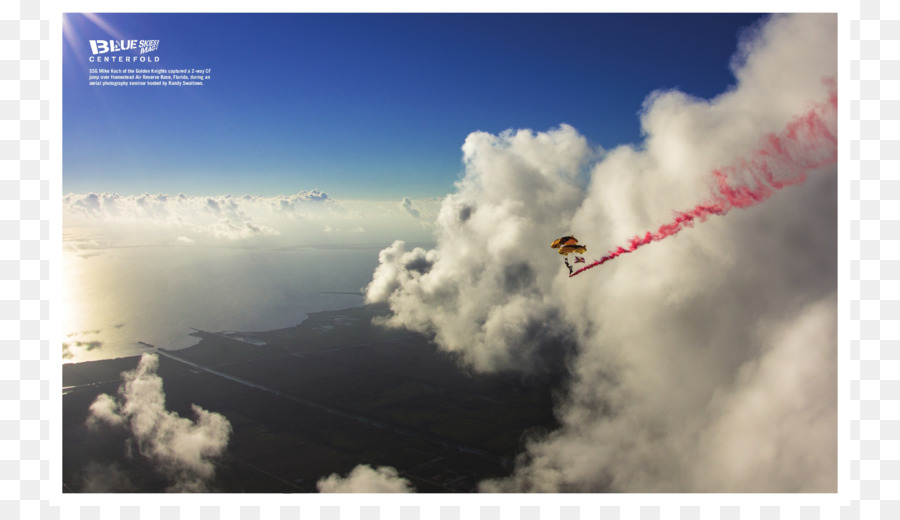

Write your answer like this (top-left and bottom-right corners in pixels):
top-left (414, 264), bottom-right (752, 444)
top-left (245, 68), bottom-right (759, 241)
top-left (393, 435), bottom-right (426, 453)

top-left (62, 241), bottom-right (382, 363)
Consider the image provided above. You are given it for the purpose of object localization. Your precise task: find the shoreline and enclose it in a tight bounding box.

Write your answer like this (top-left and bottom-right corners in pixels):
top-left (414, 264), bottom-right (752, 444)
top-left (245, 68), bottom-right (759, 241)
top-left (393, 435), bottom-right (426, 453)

top-left (62, 302), bottom-right (386, 384)
top-left (62, 293), bottom-right (367, 365)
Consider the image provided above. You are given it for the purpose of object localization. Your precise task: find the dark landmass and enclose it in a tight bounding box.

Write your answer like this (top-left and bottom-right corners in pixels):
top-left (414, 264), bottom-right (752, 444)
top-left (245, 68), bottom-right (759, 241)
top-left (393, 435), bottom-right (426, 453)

top-left (62, 303), bottom-right (562, 493)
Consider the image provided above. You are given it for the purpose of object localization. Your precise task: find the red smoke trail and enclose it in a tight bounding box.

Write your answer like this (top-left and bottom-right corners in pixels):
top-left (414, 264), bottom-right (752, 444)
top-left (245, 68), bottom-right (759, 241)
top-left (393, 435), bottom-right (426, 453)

top-left (571, 80), bottom-right (837, 278)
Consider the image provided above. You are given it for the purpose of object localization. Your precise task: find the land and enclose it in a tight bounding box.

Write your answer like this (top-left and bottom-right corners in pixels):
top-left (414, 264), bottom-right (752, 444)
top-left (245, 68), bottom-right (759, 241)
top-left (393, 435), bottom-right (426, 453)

top-left (62, 303), bottom-right (562, 493)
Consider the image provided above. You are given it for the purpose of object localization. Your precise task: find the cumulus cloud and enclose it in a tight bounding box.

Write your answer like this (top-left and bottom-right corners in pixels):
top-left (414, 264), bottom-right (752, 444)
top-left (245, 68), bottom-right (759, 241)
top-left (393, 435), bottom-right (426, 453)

top-left (87, 353), bottom-right (232, 492)
top-left (367, 124), bottom-right (590, 374)
top-left (317, 464), bottom-right (415, 493)
top-left (366, 14), bottom-right (836, 492)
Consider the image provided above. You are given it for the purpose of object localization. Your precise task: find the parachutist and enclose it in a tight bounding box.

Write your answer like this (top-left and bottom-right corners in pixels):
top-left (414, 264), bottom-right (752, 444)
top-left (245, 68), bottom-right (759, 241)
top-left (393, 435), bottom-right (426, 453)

top-left (552, 235), bottom-right (588, 276)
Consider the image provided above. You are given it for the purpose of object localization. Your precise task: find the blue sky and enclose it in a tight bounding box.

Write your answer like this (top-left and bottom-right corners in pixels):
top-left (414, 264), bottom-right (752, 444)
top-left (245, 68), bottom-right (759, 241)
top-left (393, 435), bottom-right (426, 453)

top-left (63, 13), bottom-right (767, 199)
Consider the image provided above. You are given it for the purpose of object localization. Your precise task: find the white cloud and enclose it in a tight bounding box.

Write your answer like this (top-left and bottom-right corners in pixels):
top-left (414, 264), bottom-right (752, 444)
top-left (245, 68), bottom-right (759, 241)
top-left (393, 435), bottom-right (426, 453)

top-left (317, 464), bottom-right (415, 493)
top-left (87, 393), bottom-right (124, 428)
top-left (87, 353), bottom-right (232, 492)
top-left (366, 124), bottom-right (590, 374)
top-left (367, 14), bottom-right (837, 492)
top-left (691, 297), bottom-right (837, 492)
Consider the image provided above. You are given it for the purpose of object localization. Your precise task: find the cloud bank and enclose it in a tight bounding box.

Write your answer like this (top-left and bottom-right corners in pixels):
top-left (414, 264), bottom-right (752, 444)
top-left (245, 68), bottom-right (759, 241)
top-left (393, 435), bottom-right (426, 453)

top-left (87, 354), bottom-right (232, 492)
top-left (65, 190), bottom-right (329, 220)
top-left (63, 190), bottom-right (439, 249)
top-left (366, 14), bottom-right (837, 492)
top-left (317, 464), bottom-right (415, 493)
top-left (63, 190), bottom-right (327, 241)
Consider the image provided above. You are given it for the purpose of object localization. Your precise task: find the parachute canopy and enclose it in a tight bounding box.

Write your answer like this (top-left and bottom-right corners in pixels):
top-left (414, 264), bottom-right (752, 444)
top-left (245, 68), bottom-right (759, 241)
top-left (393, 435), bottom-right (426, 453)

top-left (551, 235), bottom-right (586, 256)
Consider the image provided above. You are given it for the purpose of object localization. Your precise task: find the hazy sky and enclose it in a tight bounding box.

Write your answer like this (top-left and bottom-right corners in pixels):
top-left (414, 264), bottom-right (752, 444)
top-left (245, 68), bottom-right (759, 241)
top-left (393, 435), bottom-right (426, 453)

top-left (62, 13), bottom-right (765, 198)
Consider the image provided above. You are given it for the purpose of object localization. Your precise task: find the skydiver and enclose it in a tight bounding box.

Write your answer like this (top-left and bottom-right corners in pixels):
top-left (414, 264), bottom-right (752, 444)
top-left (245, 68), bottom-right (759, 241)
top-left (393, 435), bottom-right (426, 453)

top-left (564, 257), bottom-right (573, 275)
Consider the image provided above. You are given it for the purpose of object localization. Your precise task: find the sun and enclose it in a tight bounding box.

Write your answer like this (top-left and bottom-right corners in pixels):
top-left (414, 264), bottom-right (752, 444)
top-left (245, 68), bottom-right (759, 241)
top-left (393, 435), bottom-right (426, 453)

top-left (62, 13), bottom-right (125, 69)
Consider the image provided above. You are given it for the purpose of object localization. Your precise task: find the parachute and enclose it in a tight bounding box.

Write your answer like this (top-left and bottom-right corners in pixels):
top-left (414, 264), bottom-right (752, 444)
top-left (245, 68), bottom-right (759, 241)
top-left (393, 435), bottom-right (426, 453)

top-left (550, 236), bottom-right (586, 256)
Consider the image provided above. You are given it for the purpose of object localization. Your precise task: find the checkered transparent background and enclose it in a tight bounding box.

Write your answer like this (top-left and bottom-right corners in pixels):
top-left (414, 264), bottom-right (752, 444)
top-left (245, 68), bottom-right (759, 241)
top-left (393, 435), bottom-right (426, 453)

top-left (0, 1), bottom-right (889, 518)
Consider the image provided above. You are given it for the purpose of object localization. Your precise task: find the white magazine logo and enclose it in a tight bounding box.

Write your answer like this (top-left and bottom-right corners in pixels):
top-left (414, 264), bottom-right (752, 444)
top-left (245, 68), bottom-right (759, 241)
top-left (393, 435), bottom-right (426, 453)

top-left (88, 39), bottom-right (160, 62)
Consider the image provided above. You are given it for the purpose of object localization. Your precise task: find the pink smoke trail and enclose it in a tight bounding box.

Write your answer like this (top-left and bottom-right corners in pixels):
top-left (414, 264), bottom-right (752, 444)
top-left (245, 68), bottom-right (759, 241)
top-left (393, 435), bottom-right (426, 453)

top-left (571, 79), bottom-right (837, 278)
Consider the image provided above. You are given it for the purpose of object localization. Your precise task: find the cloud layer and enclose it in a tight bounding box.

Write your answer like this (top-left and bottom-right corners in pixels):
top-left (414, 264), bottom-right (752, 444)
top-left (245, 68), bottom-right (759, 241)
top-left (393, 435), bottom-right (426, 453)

top-left (65, 190), bottom-right (329, 220)
top-left (366, 14), bottom-right (837, 492)
top-left (64, 190), bottom-right (327, 241)
top-left (63, 190), bottom-right (439, 248)
top-left (87, 354), bottom-right (232, 492)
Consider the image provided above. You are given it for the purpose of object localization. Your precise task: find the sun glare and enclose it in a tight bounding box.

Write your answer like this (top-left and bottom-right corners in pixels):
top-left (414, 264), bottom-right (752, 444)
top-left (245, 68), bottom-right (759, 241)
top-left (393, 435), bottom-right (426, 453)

top-left (63, 13), bottom-right (124, 70)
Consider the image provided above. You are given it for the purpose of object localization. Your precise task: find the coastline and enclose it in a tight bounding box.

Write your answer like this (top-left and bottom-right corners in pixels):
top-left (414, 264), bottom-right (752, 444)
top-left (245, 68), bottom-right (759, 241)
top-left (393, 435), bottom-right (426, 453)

top-left (62, 301), bottom-right (561, 493)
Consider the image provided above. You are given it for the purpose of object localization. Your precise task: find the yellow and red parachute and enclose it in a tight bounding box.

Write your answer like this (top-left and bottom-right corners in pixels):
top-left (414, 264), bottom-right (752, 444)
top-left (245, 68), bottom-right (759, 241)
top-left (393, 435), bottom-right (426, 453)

top-left (550, 236), bottom-right (586, 256)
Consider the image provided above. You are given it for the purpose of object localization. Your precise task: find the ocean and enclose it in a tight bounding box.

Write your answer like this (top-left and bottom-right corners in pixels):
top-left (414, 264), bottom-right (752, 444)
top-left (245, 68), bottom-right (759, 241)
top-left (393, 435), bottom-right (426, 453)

top-left (62, 240), bottom-right (381, 363)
